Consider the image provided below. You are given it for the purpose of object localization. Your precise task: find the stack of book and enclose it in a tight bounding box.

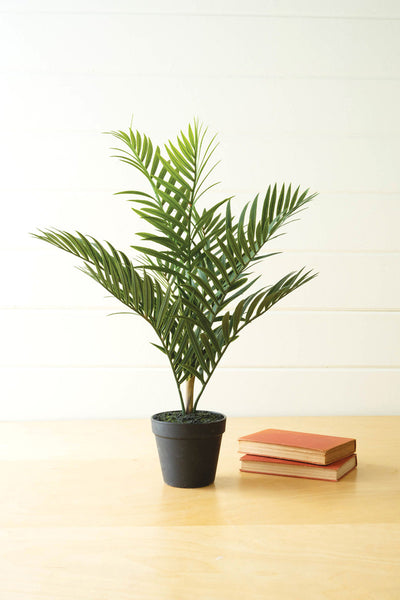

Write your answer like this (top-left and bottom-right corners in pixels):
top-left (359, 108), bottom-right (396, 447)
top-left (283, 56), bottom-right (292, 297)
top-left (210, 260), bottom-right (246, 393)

top-left (238, 428), bottom-right (357, 481)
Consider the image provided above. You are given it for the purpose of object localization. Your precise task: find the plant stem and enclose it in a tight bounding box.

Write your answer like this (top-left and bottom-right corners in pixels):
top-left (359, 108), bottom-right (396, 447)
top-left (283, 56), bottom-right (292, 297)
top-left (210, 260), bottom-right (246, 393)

top-left (185, 376), bottom-right (195, 413)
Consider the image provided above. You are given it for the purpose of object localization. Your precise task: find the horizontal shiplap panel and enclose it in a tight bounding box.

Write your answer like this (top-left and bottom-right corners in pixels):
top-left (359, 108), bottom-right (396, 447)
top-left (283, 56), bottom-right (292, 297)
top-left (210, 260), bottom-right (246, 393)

top-left (3, 249), bottom-right (400, 311)
top-left (1, 14), bottom-right (399, 78)
top-left (217, 135), bottom-right (400, 195)
top-left (5, 187), bottom-right (400, 252)
top-left (1, 309), bottom-right (399, 367)
top-left (1, 1), bottom-right (400, 18)
top-left (0, 366), bottom-right (398, 419)
top-left (2, 129), bottom-right (399, 201)
top-left (3, 75), bottom-right (400, 136)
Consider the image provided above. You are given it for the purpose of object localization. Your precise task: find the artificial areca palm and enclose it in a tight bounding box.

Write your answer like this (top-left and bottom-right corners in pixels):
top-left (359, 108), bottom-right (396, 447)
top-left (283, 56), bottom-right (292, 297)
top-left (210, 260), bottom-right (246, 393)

top-left (34, 119), bottom-right (317, 415)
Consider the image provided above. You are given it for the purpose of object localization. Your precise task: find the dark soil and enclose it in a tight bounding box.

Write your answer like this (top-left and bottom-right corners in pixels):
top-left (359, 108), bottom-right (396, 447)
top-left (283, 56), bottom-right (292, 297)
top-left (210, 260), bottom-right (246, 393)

top-left (153, 410), bottom-right (225, 424)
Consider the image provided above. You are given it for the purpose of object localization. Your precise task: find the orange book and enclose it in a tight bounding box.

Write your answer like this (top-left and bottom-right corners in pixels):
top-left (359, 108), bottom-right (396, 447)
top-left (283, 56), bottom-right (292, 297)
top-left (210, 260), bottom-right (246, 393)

top-left (240, 454), bottom-right (357, 481)
top-left (238, 428), bottom-right (356, 465)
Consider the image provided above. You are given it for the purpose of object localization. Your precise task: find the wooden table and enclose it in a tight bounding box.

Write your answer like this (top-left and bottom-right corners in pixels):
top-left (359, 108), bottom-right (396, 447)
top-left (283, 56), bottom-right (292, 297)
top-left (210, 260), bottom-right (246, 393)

top-left (0, 416), bottom-right (399, 599)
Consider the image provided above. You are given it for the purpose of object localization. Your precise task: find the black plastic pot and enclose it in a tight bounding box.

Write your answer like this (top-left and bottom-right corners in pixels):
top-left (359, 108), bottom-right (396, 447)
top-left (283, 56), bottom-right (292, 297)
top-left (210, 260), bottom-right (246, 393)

top-left (151, 411), bottom-right (226, 488)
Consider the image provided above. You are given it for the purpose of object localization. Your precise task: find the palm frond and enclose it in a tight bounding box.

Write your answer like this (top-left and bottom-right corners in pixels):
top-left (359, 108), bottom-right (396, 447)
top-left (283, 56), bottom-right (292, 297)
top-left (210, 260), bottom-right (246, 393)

top-left (33, 118), bottom-right (318, 413)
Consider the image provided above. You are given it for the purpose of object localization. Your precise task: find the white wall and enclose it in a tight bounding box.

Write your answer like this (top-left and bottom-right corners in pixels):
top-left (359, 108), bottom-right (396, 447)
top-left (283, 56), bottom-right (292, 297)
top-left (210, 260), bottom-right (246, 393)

top-left (1, 0), bottom-right (399, 419)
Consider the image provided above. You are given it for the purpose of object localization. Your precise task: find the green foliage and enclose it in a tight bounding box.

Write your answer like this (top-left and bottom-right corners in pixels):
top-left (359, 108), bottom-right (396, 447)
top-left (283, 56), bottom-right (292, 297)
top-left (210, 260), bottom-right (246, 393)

top-left (33, 119), bottom-right (317, 413)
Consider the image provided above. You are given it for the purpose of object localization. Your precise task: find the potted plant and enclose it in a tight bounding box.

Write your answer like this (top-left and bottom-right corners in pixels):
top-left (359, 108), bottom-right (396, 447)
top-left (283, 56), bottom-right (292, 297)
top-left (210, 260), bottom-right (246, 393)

top-left (33, 118), bottom-right (317, 488)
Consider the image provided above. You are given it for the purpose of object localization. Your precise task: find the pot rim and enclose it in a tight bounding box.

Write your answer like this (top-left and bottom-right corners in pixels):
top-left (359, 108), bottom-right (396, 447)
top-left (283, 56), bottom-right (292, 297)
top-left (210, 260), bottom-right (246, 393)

top-left (151, 410), bottom-right (226, 439)
top-left (152, 409), bottom-right (226, 424)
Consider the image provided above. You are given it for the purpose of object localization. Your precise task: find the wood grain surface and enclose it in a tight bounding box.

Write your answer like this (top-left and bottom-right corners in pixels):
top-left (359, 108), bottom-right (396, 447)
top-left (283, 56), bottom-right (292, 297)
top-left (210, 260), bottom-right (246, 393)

top-left (0, 416), bottom-right (399, 599)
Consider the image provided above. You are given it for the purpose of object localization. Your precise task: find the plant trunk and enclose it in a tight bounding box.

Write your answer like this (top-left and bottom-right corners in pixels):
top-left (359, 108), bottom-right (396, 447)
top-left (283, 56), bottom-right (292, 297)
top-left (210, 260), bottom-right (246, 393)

top-left (185, 376), bottom-right (195, 413)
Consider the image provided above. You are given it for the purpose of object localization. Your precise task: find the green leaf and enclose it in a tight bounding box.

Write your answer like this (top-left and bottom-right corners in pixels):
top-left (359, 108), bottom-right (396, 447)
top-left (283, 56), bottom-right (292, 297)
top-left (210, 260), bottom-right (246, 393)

top-left (195, 265), bottom-right (226, 295)
top-left (277, 183), bottom-right (285, 215)
top-left (232, 299), bottom-right (246, 331)
top-left (186, 327), bottom-right (210, 375)
top-left (142, 271), bottom-right (153, 317)
top-left (215, 237), bottom-right (238, 274)
top-left (225, 228), bottom-right (245, 267)
top-left (222, 312), bottom-right (230, 343)
top-left (155, 284), bottom-right (172, 330)
top-left (188, 123), bottom-right (195, 147)
top-left (151, 342), bottom-right (167, 354)
top-left (180, 282), bottom-right (216, 314)
top-left (159, 156), bottom-right (190, 190)
top-left (165, 145), bottom-right (194, 181)
top-left (150, 146), bottom-right (161, 177)
top-left (200, 332), bottom-right (216, 366)
top-left (204, 251), bottom-right (231, 285)
top-left (115, 190), bottom-right (155, 199)
top-left (35, 118), bottom-right (317, 415)
top-left (269, 184), bottom-right (277, 222)
top-left (226, 199), bottom-right (233, 230)
top-left (246, 198), bottom-right (256, 253)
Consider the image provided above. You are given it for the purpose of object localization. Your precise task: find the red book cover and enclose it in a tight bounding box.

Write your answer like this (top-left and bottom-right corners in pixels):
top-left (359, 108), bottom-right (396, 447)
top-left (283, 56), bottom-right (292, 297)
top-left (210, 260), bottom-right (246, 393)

top-left (240, 454), bottom-right (357, 481)
top-left (238, 429), bottom-right (356, 464)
